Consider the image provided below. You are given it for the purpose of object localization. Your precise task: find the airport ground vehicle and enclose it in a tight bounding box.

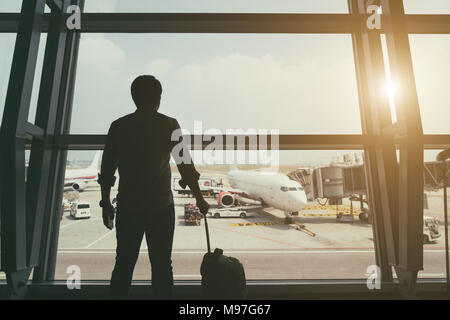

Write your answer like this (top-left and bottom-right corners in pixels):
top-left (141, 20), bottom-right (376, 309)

top-left (357, 209), bottom-right (439, 244)
top-left (423, 216), bottom-right (441, 244)
top-left (184, 204), bottom-right (202, 226)
top-left (173, 177), bottom-right (223, 197)
top-left (62, 199), bottom-right (72, 212)
top-left (70, 201), bottom-right (91, 219)
top-left (209, 207), bottom-right (248, 219)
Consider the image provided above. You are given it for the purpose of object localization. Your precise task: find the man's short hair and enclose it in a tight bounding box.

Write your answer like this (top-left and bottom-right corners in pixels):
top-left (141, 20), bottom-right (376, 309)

top-left (131, 75), bottom-right (162, 110)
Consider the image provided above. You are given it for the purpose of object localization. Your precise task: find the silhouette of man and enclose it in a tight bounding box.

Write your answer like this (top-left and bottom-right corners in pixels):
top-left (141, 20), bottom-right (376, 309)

top-left (99, 75), bottom-right (209, 299)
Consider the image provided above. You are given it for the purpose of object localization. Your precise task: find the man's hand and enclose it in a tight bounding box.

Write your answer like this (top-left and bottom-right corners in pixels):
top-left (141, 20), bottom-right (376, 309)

top-left (102, 203), bottom-right (115, 230)
top-left (196, 197), bottom-right (210, 216)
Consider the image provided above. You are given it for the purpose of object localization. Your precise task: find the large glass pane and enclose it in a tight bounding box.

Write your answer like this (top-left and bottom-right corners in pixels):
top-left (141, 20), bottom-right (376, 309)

top-left (409, 35), bottom-right (450, 134)
top-left (27, 33), bottom-right (47, 124)
top-left (403, 0), bottom-right (450, 14)
top-left (420, 150), bottom-right (449, 279)
top-left (84, 0), bottom-right (349, 13)
top-left (0, 33), bottom-right (47, 126)
top-left (0, 32), bottom-right (16, 280)
top-left (0, 33), bottom-right (16, 125)
top-left (0, 0), bottom-right (21, 12)
top-left (55, 149), bottom-right (376, 281)
top-left (70, 34), bottom-right (361, 134)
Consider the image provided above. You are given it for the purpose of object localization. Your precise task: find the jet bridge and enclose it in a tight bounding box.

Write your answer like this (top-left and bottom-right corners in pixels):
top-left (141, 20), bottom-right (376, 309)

top-left (288, 160), bottom-right (450, 217)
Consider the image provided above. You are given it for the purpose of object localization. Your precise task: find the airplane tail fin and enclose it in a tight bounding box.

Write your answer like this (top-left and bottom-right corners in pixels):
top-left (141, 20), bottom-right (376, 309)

top-left (88, 151), bottom-right (101, 171)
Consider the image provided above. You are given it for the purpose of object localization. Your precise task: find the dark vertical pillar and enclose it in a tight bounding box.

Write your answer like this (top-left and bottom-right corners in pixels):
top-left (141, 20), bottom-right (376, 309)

top-left (35, 0), bottom-right (84, 282)
top-left (348, 0), bottom-right (398, 284)
top-left (381, 0), bottom-right (424, 297)
top-left (0, 0), bottom-right (82, 297)
top-left (0, 0), bottom-right (46, 299)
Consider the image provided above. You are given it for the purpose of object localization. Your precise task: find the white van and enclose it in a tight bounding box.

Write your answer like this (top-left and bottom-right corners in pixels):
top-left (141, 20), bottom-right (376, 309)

top-left (70, 201), bottom-right (91, 219)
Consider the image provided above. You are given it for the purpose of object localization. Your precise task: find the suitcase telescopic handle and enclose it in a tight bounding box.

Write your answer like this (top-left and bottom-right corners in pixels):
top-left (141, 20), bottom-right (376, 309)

top-left (204, 213), bottom-right (211, 254)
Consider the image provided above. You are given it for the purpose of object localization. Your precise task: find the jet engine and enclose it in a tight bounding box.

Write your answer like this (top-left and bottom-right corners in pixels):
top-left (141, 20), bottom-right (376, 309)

top-left (72, 181), bottom-right (88, 191)
top-left (217, 191), bottom-right (235, 207)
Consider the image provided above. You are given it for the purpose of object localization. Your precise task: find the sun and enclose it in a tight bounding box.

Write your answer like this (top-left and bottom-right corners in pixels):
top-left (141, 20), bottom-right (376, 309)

top-left (385, 79), bottom-right (398, 100)
top-left (384, 78), bottom-right (399, 122)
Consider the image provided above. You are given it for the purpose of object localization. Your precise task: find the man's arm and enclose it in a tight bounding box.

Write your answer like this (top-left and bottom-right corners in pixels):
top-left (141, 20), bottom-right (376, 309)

top-left (179, 177), bottom-right (209, 215)
top-left (99, 123), bottom-right (119, 229)
top-left (170, 120), bottom-right (209, 214)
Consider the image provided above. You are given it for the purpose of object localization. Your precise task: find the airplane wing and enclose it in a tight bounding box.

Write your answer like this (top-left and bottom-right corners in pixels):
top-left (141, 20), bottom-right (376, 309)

top-left (64, 179), bottom-right (92, 186)
top-left (179, 179), bottom-right (257, 201)
top-left (64, 180), bottom-right (77, 187)
top-left (208, 186), bottom-right (263, 208)
top-left (208, 186), bottom-right (263, 204)
top-left (209, 186), bottom-right (247, 195)
top-left (63, 178), bottom-right (96, 190)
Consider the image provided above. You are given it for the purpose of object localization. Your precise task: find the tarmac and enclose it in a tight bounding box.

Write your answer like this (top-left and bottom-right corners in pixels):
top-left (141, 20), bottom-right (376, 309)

top-left (50, 176), bottom-right (449, 281)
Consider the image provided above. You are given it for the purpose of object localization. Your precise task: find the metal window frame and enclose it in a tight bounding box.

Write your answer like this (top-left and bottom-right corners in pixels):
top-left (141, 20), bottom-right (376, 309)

top-left (0, 0), bottom-right (83, 298)
top-left (0, 0), bottom-right (449, 299)
top-left (1, 13), bottom-right (450, 34)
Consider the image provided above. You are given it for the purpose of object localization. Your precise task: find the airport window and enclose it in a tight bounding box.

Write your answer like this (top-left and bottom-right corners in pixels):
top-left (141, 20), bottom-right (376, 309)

top-left (55, 150), bottom-right (376, 281)
top-left (27, 33), bottom-right (47, 125)
top-left (0, 34), bottom-right (16, 125)
top-left (1, 0), bottom-right (450, 300)
top-left (420, 149), bottom-right (449, 279)
top-left (409, 35), bottom-right (450, 134)
top-left (70, 34), bottom-right (361, 134)
top-left (0, 32), bottom-right (47, 126)
top-left (83, 0), bottom-right (349, 13)
top-left (403, 0), bottom-right (450, 14)
top-left (0, 1), bottom-right (22, 12)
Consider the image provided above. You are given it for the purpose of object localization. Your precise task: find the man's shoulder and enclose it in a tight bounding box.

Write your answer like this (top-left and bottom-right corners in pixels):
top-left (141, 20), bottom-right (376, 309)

top-left (109, 111), bottom-right (179, 131)
top-left (155, 112), bottom-right (179, 127)
top-left (110, 113), bottom-right (136, 128)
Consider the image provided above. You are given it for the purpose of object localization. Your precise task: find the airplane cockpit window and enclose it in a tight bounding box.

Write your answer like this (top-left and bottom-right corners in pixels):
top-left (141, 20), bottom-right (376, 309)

top-left (280, 186), bottom-right (288, 192)
top-left (288, 187), bottom-right (297, 191)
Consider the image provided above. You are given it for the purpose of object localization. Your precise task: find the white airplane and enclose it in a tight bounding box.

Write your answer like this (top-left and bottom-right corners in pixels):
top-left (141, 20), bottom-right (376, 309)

top-left (212, 166), bottom-right (308, 222)
top-left (64, 151), bottom-right (100, 191)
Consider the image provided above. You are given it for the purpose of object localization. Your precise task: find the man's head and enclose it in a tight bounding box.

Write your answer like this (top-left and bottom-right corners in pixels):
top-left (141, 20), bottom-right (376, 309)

top-left (131, 75), bottom-right (162, 111)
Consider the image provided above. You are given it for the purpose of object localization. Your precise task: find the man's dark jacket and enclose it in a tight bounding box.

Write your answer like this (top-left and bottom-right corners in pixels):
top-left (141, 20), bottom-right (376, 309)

top-left (100, 108), bottom-right (199, 213)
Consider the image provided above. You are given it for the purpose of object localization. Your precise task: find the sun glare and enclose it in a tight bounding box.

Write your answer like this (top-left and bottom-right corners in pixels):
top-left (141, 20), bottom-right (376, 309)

top-left (385, 80), bottom-right (397, 101)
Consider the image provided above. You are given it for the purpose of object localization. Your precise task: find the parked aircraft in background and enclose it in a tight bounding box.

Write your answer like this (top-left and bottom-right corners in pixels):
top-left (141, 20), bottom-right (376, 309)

top-left (64, 151), bottom-right (100, 191)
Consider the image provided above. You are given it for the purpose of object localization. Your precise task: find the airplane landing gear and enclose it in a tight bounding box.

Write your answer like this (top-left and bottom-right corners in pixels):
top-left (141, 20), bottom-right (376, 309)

top-left (284, 217), bottom-right (293, 224)
top-left (358, 208), bottom-right (372, 224)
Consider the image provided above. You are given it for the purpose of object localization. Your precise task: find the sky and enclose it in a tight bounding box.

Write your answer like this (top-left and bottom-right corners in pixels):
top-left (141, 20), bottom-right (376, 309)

top-left (82, 0), bottom-right (348, 13)
top-left (70, 33), bottom-right (361, 135)
top-left (0, 0), bottom-right (449, 165)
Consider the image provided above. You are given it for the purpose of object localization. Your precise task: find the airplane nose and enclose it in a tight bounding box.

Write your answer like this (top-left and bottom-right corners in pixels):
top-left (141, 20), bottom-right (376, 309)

top-left (288, 192), bottom-right (308, 212)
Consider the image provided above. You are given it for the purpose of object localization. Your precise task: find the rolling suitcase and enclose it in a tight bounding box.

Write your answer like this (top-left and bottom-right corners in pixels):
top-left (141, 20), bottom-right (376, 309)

top-left (200, 213), bottom-right (247, 300)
